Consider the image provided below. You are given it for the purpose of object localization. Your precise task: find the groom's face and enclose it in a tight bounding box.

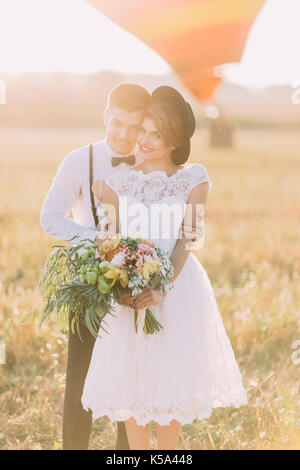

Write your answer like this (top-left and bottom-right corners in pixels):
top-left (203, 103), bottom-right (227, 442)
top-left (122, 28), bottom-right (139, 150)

top-left (104, 106), bottom-right (145, 155)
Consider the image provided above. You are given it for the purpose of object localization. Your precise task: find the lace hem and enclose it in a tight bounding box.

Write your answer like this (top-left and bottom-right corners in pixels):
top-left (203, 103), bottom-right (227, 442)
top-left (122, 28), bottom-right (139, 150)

top-left (82, 396), bottom-right (248, 426)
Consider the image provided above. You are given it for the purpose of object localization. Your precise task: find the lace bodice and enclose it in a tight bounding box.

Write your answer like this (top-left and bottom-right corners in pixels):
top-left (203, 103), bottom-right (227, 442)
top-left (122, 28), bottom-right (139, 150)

top-left (107, 163), bottom-right (212, 205)
top-left (105, 163), bottom-right (212, 255)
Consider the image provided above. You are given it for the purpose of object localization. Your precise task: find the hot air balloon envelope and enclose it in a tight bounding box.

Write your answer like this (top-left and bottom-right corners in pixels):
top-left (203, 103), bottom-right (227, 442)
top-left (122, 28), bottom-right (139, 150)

top-left (87, 0), bottom-right (265, 101)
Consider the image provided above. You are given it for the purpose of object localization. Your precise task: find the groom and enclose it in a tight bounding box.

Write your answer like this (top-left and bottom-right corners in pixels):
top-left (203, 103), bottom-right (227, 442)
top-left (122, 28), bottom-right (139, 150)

top-left (40, 83), bottom-right (151, 450)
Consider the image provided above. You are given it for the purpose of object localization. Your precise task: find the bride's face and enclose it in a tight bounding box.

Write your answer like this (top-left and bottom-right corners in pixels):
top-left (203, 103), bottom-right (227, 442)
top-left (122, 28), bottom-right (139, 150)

top-left (136, 116), bottom-right (175, 162)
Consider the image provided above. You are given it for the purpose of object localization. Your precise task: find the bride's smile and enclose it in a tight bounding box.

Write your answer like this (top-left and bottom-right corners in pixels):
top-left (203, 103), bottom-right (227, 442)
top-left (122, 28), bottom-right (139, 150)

top-left (136, 117), bottom-right (174, 162)
top-left (135, 110), bottom-right (183, 176)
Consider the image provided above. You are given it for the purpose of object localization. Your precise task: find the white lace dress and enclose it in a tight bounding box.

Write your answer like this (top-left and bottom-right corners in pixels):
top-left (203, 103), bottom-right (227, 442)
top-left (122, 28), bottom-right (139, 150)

top-left (81, 163), bottom-right (248, 426)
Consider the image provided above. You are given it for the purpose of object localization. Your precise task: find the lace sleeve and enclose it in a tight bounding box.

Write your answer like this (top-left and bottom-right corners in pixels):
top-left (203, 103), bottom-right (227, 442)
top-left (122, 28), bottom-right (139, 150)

top-left (189, 164), bottom-right (212, 194)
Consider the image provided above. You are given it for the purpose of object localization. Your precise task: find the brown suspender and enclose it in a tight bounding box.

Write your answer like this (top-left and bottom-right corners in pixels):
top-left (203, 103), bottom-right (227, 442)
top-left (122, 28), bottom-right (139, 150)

top-left (89, 144), bottom-right (99, 230)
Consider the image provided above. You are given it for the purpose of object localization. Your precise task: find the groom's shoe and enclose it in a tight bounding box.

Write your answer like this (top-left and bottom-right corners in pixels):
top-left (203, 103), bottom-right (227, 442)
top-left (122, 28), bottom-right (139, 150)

top-left (115, 421), bottom-right (130, 450)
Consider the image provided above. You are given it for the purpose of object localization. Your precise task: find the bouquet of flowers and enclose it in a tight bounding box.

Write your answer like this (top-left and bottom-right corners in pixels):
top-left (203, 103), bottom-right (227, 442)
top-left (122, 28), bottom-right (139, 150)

top-left (34, 234), bottom-right (174, 341)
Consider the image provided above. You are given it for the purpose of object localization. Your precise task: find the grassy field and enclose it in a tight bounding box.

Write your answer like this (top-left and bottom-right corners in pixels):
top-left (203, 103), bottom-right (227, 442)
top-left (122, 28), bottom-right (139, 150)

top-left (0, 126), bottom-right (299, 450)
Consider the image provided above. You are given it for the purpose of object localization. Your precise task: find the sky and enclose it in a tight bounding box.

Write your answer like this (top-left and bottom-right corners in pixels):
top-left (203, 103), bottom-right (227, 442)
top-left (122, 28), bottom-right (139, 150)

top-left (0, 0), bottom-right (300, 90)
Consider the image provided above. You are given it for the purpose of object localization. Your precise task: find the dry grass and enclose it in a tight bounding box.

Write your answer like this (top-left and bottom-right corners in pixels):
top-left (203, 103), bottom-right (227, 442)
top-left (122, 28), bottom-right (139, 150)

top-left (0, 126), bottom-right (299, 450)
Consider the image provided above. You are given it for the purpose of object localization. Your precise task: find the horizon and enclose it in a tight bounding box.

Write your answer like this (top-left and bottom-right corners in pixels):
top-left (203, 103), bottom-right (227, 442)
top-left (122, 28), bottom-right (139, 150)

top-left (0, 69), bottom-right (297, 93)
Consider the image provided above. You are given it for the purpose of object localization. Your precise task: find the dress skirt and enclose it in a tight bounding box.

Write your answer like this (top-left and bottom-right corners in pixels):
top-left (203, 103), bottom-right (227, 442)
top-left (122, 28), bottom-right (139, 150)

top-left (81, 253), bottom-right (248, 426)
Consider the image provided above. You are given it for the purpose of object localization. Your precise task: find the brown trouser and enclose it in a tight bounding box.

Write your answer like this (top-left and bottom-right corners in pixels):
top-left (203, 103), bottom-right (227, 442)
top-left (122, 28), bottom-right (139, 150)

top-left (62, 312), bottom-right (130, 450)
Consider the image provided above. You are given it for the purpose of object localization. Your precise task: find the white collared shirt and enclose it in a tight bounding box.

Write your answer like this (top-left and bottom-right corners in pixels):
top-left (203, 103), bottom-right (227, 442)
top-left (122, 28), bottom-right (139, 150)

top-left (40, 138), bottom-right (128, 244)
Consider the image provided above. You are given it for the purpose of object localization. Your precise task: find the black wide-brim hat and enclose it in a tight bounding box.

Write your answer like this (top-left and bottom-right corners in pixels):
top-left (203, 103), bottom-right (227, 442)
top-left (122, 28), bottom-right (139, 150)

top-left (151, 86), bottom-right (196, 164)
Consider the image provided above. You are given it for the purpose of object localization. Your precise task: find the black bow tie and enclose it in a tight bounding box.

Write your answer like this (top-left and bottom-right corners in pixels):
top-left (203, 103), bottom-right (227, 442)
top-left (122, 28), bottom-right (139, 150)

top-left (111, 154), bottom-right (136, 167)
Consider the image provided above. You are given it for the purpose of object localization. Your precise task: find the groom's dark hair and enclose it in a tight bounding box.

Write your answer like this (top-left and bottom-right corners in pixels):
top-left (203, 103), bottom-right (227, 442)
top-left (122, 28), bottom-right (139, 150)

top-left (106, 83), bottom-right (151, 113)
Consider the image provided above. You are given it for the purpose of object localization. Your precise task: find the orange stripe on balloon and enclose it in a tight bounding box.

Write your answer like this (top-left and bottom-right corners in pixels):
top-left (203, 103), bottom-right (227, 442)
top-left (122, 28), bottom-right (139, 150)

top-left (173, 42), bottom-right (244, 73)
top-left (182, 74), bottom-right (222, 102)
top-left (127, 0), bottom-right (265, 42)
top-left (150, 21), bottom-right (253, 70)
top-left (181, 66), bottom-right (221, 91)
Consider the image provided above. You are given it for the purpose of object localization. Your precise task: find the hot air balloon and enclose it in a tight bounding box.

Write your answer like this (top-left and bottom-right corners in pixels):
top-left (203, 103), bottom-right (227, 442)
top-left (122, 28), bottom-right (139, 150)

top-left (86, 0), bottom-right (265, 102)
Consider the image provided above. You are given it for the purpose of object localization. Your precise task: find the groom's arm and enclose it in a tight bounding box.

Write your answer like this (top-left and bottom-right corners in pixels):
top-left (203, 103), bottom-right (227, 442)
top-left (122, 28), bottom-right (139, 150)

top-left (40, 148), bottom-right (97, 244)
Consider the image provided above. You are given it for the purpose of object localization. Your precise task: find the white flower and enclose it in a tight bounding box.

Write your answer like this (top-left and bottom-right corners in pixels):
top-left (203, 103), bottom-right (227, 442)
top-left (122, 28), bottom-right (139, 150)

top-left (110, 251), bottom-right (126, 267)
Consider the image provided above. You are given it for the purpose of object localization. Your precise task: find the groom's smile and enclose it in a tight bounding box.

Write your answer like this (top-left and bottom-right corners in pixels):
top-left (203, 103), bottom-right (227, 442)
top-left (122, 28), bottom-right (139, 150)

top-left (104, 105), bottom-right (145, 156)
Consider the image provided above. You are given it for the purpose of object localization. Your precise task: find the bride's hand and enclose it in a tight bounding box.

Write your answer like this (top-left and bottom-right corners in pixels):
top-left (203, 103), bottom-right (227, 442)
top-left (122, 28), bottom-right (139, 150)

top-left (121, 287), bottom-right (167, 310)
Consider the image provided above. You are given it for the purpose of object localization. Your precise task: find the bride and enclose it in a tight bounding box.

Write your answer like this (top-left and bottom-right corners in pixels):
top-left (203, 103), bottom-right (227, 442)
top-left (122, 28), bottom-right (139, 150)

top-left (81, 86), bottom-right (248, 450)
